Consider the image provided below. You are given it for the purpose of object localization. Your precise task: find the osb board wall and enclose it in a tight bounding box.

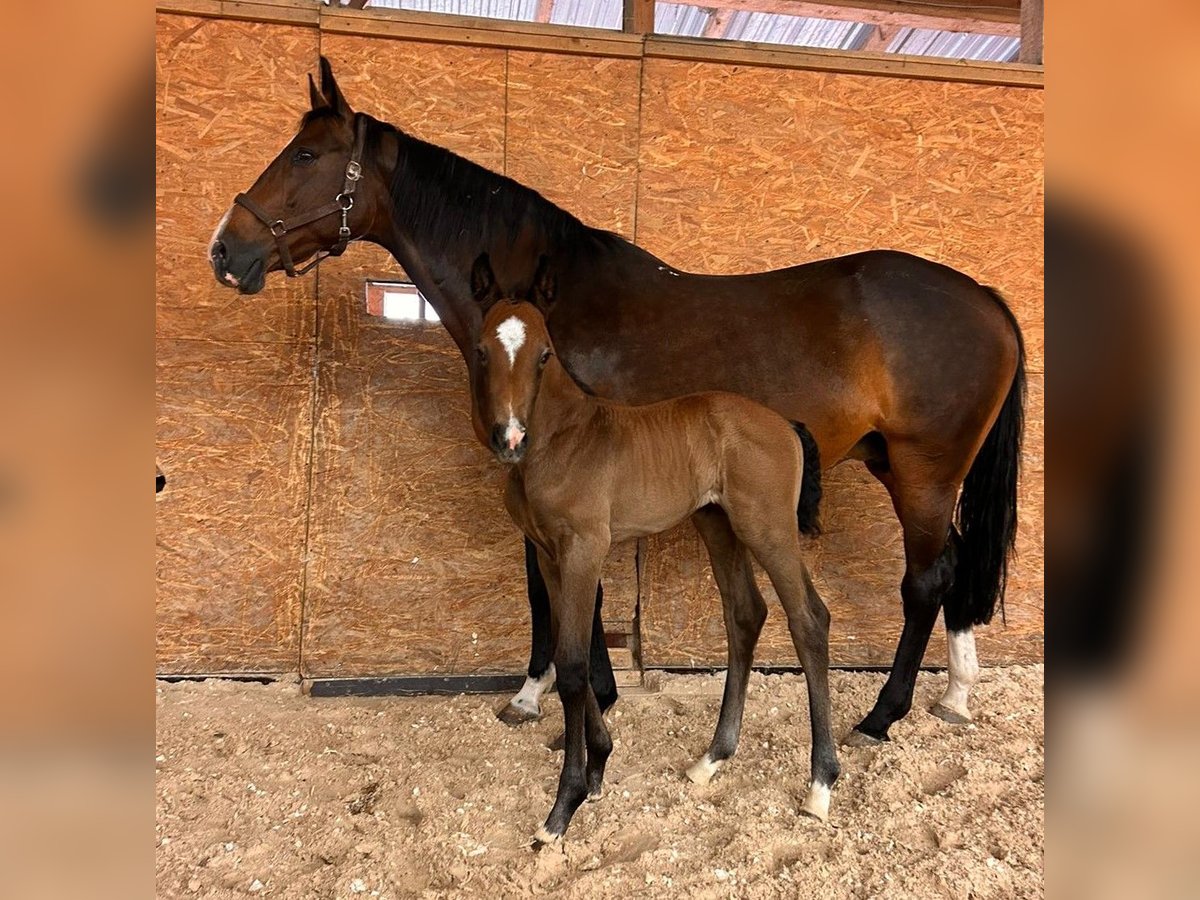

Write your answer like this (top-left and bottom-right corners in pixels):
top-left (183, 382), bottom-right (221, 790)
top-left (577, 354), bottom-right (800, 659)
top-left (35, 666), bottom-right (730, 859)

top-left (156, 15), bottom-right (318, 673)
top-left (300, 38), bottom-right (640, 676)
top-left (635, 60), bottom-right (1044, 667)
top-left (156, 15), bottom-right (1043, 675)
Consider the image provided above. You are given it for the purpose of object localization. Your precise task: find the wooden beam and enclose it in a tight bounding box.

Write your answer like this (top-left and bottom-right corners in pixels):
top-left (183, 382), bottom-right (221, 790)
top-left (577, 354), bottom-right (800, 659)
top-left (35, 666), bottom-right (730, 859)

top-left (1018, 0), bottom-right (1042, 64)
top-left (668, 0), bottom-right (1020, 36)
top-left (623, 0), bottom-right (655, 34)
top-left (535, 0), bottom-right (555, 24)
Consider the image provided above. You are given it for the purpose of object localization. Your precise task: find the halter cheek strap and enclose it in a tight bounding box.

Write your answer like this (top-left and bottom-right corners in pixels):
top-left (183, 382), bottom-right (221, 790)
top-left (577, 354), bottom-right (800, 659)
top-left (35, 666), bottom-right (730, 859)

top-left (234, 115), bottom-right (368, 277)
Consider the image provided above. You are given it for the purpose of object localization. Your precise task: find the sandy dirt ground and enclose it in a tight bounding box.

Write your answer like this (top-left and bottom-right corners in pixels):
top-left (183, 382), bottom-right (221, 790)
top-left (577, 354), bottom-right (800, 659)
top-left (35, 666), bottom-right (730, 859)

top-left (156, 666), bottom-right (1043, 899)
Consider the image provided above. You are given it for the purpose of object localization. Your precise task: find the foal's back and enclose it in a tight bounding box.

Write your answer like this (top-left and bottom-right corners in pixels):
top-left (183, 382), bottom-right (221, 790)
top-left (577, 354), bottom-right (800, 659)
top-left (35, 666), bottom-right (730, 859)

top-left (557, 390), bottom-right (806, 544)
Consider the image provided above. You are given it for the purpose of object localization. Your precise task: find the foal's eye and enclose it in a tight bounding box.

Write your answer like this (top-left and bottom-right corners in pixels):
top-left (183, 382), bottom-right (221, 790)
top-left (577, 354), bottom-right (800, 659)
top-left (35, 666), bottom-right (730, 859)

top-left (476, 346), bottom-right (488, 366)
top-left (538, 348), bottom-right (552, 368)
top-left (292, 148), bottom-right (317, 166)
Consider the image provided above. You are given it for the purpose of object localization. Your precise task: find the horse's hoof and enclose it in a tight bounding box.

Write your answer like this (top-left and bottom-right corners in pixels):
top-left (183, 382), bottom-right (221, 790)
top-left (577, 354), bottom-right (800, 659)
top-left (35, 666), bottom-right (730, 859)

top-left (533, 826), bottom-right (563, 847)
top-left (586, 788), bottom-right (604, 802)
top-left (685, 755), bottom-right (722, 786)
top-left (930, 703), bottom-right (972, 725)
top-left (546, 730), bottom-right (566, 751)
top-left (799, 782), bottom-right (831, 822)
top-left (497, 701), bottom-right (541, 726)
top-left (843, 728), bottom-right (886, 748)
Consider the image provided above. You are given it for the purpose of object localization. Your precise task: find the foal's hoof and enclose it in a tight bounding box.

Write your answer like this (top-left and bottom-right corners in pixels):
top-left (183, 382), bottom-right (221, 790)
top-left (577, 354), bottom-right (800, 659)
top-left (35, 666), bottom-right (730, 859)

top-left (930, 703), bottom-right (973, 725)
top-left (685, 755), bottom-right (723, 786)
top-left (497, 700), bottom-right (542, 726)
top-left (586, 788), bottom-right (604, 802)
top-left (533, 826), bottom-right (563, 847)
top-left (799, 782), bottom-right (832, 823)
top-left (546, 730), bottom-right (566, 751)
top-left (843, 728), bottom-right (887, 748)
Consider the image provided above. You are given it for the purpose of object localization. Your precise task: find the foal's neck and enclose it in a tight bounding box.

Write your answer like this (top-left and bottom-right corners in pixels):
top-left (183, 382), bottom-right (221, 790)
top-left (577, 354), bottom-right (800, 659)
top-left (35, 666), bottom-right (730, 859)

top-left (524, 359), bottom-right (595, 456)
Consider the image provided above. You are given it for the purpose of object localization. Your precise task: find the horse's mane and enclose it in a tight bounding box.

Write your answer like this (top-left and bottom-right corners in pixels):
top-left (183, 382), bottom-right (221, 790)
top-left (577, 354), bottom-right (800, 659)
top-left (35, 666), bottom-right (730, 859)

top-left (364, 115), bottom-right (624, 258)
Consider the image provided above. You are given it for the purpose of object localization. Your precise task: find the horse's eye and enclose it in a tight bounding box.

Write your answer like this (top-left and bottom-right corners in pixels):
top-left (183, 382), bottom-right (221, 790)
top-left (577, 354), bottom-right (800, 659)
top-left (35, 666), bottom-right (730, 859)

top-left (476, 346), bottom-right (488, 365)
top-left (538, 348), bottom-right (552, 368)
top-left (292, 148), bottom-right (316, 166)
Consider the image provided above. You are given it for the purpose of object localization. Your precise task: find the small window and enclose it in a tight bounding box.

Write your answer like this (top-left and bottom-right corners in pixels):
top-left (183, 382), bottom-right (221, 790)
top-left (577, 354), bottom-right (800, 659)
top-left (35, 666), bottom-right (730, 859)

top-left (365, 281), bottom-right (440, 323)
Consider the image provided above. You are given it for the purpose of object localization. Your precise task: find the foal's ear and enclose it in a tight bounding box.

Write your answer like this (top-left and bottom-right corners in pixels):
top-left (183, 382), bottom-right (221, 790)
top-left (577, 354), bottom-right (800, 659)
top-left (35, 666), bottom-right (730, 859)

top-left (308, 73), bottom-right (328, 112)
top-left (318, 56), bottom-right (353, 119)
top-left (470, 253), bottom-right (501, 306)
top-left (531, 255), bottom-right (556, 310)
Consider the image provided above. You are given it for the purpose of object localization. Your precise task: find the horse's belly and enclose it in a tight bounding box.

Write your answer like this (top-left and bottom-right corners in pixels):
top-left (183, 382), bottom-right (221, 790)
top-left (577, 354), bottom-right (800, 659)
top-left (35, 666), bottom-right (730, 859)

top-left (608, 489), bottom-right (705, 544)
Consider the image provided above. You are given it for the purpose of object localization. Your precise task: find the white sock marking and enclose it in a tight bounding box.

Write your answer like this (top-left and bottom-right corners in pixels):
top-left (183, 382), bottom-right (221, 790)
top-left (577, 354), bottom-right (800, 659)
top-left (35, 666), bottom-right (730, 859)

top-left (496, 316), bottom-right (526, 366)
top-left (938, 628), bottom-right (979, 719)
top-left (511, 663), bottom-right (555, 713)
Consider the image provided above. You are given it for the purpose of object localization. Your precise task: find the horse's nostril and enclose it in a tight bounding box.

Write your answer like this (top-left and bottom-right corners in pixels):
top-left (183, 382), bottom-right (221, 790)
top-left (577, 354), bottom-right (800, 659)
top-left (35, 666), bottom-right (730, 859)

top-left (211, 240), bottom-right (227, 263)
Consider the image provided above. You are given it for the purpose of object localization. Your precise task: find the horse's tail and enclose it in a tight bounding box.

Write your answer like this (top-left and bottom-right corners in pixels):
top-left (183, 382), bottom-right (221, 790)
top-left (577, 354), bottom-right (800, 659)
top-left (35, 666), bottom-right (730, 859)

top-left (790, 422), bottom-right (822, 537)
top-left (946, 286), bottom-right (1027, 626)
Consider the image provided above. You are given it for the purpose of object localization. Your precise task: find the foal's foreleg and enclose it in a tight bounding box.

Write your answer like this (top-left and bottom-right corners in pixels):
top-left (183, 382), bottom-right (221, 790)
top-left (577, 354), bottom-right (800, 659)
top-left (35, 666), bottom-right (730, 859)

top-left (686, 508), bottom-right (766, 786)
top-left (499, 539), bottom-right (618, 727)
top-left (534, 541), bottom-right (611, 844)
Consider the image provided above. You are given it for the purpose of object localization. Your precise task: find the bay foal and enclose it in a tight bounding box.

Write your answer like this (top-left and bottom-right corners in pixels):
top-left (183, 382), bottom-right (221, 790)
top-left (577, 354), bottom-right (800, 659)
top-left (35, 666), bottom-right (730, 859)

top-left (470, 256), bottom-right (839, 843)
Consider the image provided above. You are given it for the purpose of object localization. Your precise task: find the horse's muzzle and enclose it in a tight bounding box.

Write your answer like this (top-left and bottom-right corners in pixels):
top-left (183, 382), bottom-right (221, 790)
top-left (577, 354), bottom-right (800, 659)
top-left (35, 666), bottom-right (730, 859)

top-left (210, 239), bottom-right (266, 295)
top-left (491, 422), bottom-right (528, 464)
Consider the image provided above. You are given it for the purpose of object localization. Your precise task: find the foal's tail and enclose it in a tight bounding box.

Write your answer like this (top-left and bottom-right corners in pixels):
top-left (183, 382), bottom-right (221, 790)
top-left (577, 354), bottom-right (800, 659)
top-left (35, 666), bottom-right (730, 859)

top-left (946, 286), bottom-right (1027, 626)
top-left (790, 422), bottom-right (822, 537)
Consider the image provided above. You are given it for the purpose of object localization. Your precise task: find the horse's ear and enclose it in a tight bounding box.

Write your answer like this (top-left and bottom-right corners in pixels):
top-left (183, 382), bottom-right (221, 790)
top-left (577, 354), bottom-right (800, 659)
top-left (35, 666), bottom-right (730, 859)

top-left (308, 73), bottom-right (328, 112)
top-left (318, 56), bottom-right (352, 118)
top-left (531, 255), bottom-right (556, 310)
top-left (470, 253), bottom-right (500, 306)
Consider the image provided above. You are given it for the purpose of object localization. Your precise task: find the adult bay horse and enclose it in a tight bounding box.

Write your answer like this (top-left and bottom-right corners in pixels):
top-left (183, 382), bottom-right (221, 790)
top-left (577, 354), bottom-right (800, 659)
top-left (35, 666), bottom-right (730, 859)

top-left (209, 59), bottom-right (1025, 744)
top-left (470, 258), bottom-right (836, 841)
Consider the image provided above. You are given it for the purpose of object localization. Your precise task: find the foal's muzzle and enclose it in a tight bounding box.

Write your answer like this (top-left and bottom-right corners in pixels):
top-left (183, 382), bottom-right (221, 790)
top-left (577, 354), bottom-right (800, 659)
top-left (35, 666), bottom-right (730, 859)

top-left (490, 422), bottom-right (527, 464)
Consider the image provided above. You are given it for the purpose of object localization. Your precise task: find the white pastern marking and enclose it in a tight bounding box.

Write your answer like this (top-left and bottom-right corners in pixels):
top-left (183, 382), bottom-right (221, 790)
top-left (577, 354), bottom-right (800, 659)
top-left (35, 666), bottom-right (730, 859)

top-left (685, 754), bottom-right (723, 786)
top-left (511, 663), bottom-right (555, 714)
top-left (938, 628), bottom-right (979, 719)
top-left (496, 316), bottom-right (526, 366)
top-left (800, 780), bottom-right (831, 821)
top-left (209, 206), bottom-right (234, 257)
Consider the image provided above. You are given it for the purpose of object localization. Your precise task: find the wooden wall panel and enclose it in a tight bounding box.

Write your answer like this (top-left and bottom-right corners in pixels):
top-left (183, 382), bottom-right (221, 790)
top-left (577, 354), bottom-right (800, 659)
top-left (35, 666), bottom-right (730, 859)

top-left (505, 52), bottom-right (642, 240)
top-left (156, 15), bottom-right (318, 673)
top-left (635, 60), bottom-right (1043, 666)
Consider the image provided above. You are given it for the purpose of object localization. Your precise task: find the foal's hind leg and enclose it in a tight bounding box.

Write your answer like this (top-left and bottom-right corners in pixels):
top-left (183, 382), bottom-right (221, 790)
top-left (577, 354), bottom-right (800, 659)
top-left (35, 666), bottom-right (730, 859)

top-left (748, 538), bottom-right (839, 821)
top-left (685, 507), bottom-right (767, 786)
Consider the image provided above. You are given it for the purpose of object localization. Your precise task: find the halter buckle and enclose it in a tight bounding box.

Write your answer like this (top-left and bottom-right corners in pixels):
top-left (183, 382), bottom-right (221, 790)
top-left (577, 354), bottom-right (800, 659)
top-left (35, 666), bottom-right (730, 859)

top-left (345, 160), bottom-right (362, 182)
top-left (270, 219), bottom-right (287, 237)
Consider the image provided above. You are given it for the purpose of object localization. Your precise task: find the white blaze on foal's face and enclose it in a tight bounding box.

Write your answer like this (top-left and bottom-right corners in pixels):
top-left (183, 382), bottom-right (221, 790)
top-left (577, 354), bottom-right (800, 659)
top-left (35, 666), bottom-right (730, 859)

top-left (496, 315), bottom-right (526, 366)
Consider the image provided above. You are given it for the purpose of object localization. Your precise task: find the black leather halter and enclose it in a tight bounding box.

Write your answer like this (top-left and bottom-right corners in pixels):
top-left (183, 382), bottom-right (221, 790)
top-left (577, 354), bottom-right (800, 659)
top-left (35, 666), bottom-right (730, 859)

top-left (234, 115), bottom-right (367, 277)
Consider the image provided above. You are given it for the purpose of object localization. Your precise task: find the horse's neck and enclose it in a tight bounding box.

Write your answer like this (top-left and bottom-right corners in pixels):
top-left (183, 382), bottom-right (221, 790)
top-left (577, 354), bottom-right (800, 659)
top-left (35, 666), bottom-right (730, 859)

top-left (526, 360), bottom-right (594, 452)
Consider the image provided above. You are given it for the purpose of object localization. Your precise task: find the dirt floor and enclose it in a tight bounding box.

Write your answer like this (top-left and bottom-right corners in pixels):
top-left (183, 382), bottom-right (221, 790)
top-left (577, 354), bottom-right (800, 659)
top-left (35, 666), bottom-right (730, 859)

top-left (156, 666), bottom-right (1043, 899)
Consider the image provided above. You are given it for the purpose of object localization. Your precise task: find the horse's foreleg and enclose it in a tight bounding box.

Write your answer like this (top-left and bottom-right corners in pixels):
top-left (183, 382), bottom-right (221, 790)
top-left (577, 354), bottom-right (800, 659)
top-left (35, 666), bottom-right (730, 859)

top-left (535, 541), bottom-right (608, 845)
top-left (850, 481), bottom-right (958, 744)
top-left (686, 508), bottom-right (766, 786)
top-left (497, 539), bottom-right (556, 726)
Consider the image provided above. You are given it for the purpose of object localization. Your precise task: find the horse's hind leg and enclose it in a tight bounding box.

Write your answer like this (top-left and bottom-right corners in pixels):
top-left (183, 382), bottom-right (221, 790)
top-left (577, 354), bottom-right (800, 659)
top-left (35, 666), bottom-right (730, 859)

top-left (850, 473), bottom-right (958, 744)
top-left (685, 507), bottom-right (767, 786)
top-left (932, 527), bottom-right (979, 725)
top-left (751, 539), bottom-right (840, 821)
